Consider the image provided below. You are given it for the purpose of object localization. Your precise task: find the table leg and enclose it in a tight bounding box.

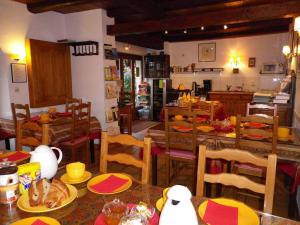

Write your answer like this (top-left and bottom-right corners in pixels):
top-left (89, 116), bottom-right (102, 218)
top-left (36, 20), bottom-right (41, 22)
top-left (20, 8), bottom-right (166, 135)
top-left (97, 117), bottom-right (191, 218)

top-left (152, 155), bottom-right (157, 185)
top-left (5, 138), bottom-right (11, 150)
top-left (90, 140), bottom-right (95, 163)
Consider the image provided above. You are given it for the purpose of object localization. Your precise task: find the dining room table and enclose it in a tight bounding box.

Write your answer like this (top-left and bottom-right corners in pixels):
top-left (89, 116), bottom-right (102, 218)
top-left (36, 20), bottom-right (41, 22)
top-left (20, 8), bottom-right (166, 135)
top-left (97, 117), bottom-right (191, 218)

top-left (0, 112), bottom-right (102, 146)
top-left (1, 168), bottom-right (300, 225)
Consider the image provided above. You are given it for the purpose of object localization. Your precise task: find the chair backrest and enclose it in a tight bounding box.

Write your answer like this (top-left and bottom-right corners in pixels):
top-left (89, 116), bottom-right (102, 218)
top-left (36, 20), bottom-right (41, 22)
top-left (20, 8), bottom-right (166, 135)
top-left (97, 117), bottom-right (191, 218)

top-left (235, 114), bottom-right (278, 154)
top-left (246, 103), bottom-right (277, 116)
top-left (100, 131), bottom-right (152, 184)
top-left (192, 101), bottom-right (214, 122)
top-left (164, 107), bottom-right (198, 154)
top-left (65, 98), bottom-right (82, 113)
top-left (196, 145), bottom-right (277, 213)
top-left (11, 103), bottom-right (31, 129)
top-left (16, 120), bottom-right (49, 151)
top-left (70, 102), bottom-right (91, 141)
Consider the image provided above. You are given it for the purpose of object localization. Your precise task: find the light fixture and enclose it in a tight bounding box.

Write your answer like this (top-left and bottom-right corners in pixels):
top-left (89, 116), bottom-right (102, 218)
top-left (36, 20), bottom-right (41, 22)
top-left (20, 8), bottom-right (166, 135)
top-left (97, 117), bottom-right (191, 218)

top-left (6, 43), bottom-right (26, 61)
top-left (8, 53), bottom-right (21, 61)
top-left (124, 46), bottom-right (130, 51)
top-left (164, 30), bottom-right (168, 34)
top-left (230, 55), bottom-right (240, 73)
top-left (183, 29), bottom-right (187, 34)
top-left (282, 45), bottom-right (291, 56)
top-left (294, 16), bottom-right (300, 34)
top-left (201, 26), bottom-right (205, 31)
top-left (224, 25), bottom-right (228, 30)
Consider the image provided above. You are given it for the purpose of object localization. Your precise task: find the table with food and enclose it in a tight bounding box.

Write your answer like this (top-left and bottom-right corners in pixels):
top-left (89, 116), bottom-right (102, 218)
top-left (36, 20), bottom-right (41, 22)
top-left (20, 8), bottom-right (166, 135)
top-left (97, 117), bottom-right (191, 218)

top-left (1, 147), bottom-right (300, 225)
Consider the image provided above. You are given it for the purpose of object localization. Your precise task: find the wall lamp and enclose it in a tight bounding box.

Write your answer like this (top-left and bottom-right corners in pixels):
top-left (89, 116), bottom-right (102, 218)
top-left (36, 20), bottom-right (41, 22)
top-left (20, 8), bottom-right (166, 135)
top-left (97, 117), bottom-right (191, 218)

top-left (230, 55), bottom-right (240, 73)
top-left (294, 16), bottom-right (300, 34)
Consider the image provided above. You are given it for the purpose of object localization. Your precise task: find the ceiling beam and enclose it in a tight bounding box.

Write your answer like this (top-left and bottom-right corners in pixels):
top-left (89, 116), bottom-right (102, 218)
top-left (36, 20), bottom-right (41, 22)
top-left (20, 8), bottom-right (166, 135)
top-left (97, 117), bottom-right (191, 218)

top-left (27, 0), bottom-right (104, 13)
top-left (116, 34), bottom-right (163, 50)
top-left (107, 0), bottom-right (300, 35)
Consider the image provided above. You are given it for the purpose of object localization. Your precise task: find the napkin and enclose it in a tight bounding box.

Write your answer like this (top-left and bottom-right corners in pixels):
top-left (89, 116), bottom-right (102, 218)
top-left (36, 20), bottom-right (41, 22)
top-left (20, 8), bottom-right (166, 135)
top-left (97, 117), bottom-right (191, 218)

top-left (0, 151), bottom-right (30, 162)
top-left (31, 219), bottom-right (49, 225)
top-left (31, 116), bottom-right (40, 121)
top-left (90, 175), bottom-right (129, 193)
top-left (203, 200), bottom-right (238, 225)
top-left (56, 112), bottom-right (72, 117)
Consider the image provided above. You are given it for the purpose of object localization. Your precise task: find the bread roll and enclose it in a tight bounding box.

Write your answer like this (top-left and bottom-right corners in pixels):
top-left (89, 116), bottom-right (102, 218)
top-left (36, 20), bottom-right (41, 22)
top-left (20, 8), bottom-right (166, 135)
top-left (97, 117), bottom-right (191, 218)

top-left (28, 179), bottom-right (51, 207)
top-left (45, 179), bottom-right (70, 208)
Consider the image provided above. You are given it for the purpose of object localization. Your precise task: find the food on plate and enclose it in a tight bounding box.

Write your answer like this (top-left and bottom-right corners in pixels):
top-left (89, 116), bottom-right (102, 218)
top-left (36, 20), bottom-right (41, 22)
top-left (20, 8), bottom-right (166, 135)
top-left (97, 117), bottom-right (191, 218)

top-left (174, 115), bottom-right (183, 121)
top-left (102, 199), bottom-right (128, 225)
top-left (197, 126), bottom-right (215, 133)
top-left (243, 122), bottom-right (266, 128)
top-left (28, 178), bottom-right (70, 208)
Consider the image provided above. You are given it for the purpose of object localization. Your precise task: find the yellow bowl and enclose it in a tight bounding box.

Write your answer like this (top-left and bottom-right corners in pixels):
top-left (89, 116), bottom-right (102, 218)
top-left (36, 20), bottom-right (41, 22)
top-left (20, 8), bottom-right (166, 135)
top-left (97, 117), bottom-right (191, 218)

top-left (174, 115), bottom-right (183, 121)
top-left (66, 162), bottom-right (85, 179)
top-left (277, 127), bottom-right (289, 138)
top-left (197, 126), bottom-right (215, 133)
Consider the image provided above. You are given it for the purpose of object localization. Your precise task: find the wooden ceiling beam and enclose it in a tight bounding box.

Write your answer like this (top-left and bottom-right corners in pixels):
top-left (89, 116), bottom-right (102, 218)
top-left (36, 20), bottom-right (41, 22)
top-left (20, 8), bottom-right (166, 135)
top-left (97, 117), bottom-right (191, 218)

top-left (107, 0), bottom-right (300, 35)
top-left (116, 34), bottom-right (163, 50)
top-left (27, 0), bottom-right (106, 13)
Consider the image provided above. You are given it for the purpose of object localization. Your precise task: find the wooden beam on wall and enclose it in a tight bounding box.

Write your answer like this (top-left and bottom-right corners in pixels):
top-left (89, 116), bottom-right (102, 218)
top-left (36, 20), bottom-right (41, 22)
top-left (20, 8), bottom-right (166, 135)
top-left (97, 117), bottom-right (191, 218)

top-left (107, 0), bottom-right (300, 35)
top-left (116, 34), bottom-right (163, 50)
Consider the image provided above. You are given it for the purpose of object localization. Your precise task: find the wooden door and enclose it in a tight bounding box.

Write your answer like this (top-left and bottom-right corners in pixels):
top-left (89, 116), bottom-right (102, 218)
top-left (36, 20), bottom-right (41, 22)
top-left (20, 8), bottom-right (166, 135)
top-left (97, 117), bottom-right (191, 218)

top-left (26, 39), bottom-right (72, 107)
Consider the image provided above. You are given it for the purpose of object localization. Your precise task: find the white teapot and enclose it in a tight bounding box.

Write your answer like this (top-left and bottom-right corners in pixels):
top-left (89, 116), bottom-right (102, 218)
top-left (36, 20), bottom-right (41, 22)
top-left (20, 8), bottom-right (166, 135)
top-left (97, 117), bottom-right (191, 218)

top-left (30, 145), bottom-right (62, 179)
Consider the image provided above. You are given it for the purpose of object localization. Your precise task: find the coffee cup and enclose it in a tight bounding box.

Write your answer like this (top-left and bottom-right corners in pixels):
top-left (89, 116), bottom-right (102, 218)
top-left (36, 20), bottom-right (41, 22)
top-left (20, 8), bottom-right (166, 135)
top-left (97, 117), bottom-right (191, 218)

top-left (278, 127), bottom-right (289, 139)
top-left (66, 162), bottom-right (85, 179)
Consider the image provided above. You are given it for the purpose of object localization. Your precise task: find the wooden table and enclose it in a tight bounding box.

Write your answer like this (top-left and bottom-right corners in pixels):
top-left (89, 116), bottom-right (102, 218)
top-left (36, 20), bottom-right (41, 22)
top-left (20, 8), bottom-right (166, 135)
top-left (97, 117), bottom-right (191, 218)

top-left (1, 170), bottom-right (300, 225)
top-left (0, 115), bottom-right (101, 146)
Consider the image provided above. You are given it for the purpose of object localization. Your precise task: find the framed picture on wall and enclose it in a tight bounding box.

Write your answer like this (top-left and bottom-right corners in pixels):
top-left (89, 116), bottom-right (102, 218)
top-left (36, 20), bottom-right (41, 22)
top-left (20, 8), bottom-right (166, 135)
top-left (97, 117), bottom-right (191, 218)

top-left (198, 43), bottom-right (216, 62)
top-left (11, 63), bottom-right (27, 83)
top-left (248, 57), bottom-right (256, 67)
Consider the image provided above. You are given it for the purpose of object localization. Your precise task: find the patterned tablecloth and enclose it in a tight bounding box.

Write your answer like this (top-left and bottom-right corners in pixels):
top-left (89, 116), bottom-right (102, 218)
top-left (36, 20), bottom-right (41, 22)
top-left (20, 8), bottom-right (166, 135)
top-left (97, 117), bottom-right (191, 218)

top-left (0, 116), bottom-right (101, 145)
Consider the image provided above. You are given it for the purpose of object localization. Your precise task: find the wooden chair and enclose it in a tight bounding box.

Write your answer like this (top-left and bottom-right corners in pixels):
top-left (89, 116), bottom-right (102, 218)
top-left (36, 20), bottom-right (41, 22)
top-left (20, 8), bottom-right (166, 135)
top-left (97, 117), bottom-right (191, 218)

top-left (59, 102), bottom-right (91, 166)
top-left (11, 103), bottom-right (31, 127)
top-left (100, 131), bottom-right (151, 184)
top-left (65, 98), bottom-right (82, 113)
top-left (16, 120), bottom-right (49, 151)
top-left (119, 103), bottom-right (133, 134)
top-left (192, 101), bottom-right (214, 122)
top-left (246, 103), bottom-right (277, 116)
top-left (196, 145), bottom-right (277, 213)
top-left (165, 107), bottom-right (198, 189)
top-left (236, 114), bottom-right (278, 154)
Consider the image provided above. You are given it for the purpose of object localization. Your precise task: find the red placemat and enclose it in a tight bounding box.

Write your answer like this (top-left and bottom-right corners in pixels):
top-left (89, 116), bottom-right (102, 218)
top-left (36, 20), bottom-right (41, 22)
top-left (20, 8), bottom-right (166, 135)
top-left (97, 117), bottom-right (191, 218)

top-left (31, 219), bottom-right (49, 225)
top-left (0, 151), bottom-right (30, 162)
top-left (203, 200), bottom-right (238, 225)
top-left (94, 204), bottom-right (159, 225)
top-left (56, 112), bottom-right (72, 117)
top-left (90, 175), bottom-right (129, 193)
top-left (31, 116), bottom-right (40, 121)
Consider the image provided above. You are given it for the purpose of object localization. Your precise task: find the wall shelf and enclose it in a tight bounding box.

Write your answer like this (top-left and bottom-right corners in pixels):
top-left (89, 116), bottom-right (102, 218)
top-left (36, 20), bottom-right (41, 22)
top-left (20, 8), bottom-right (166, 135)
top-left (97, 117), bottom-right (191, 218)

top-left (69, 41), bottom-right (99, 56)
top-left (171, 68), bottom-right (224, 74)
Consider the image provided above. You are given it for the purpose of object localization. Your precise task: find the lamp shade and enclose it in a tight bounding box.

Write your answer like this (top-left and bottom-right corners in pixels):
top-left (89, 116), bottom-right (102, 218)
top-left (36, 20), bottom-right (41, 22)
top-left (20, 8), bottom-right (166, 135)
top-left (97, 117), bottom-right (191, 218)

top-left (282, 45), bottom-right (291, 56)
top-left (294, 16), bottom-right (300, 32)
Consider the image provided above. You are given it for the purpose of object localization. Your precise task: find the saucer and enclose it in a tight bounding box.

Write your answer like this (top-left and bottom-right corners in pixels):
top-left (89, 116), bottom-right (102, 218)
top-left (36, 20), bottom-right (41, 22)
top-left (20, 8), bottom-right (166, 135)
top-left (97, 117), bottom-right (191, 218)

top-left (60, 171), bottom-right (92, 184)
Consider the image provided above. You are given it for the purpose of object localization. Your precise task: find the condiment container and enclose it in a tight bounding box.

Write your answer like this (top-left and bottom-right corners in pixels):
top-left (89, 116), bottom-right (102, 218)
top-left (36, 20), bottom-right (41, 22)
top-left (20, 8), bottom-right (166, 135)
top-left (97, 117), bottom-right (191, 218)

top-left (102, 199), bottom-right (129, 225)
top-left (0, 161), bottom-right (19, 204)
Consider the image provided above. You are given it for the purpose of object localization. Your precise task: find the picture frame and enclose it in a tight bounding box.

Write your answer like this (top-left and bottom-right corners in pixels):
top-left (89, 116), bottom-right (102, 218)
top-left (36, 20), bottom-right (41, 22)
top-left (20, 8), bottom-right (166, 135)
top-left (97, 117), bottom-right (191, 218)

top-left (11, 63), bottom-right (27, 83)
top-left (105, 83), bottom-right (118, 99)
top-left (198, 43), bottom-right (216, 62)
top-left (248, 57), bottom-right (256, 67)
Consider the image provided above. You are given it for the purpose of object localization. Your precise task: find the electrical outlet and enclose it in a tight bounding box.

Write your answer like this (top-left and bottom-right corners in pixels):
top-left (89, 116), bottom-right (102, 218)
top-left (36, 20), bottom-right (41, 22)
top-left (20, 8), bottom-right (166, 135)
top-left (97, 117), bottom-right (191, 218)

top-left (14, 87), bottom-right (19, 92)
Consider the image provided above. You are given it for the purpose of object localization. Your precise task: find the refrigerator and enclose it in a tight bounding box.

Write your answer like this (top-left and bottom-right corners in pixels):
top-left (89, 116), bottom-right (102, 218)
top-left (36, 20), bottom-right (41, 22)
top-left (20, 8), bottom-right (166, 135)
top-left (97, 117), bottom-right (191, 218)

top-left (147, 79), bottom-right (172, 121)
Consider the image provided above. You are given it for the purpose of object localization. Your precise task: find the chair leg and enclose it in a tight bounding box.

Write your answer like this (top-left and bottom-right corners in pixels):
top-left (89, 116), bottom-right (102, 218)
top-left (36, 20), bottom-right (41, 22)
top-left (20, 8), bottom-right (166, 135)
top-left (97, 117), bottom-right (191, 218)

top-left (89, 139), bottom-right (95, 163)
top-left (85, 142), bottom-right (90, 168)
top-left (166, 156), bottom-right (170, 186)
top-left (5, 138), bottom-right (11, 150)
top-left (152, 155), bottom-right (158, 185)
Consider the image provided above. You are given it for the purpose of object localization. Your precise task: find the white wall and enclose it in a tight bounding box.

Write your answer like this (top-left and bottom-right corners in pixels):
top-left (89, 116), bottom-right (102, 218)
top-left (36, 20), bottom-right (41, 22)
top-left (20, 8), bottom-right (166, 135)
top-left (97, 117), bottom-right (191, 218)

top-left (0, 0), bottom-right (66, 117)
top-left (165, 33), bottom-right (288, 92)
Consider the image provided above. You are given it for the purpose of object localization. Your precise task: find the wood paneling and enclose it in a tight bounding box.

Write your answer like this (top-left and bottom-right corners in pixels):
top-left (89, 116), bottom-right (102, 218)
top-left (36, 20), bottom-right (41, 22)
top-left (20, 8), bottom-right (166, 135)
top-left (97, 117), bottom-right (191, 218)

top-left (26, 39), bottom-right (72, 108)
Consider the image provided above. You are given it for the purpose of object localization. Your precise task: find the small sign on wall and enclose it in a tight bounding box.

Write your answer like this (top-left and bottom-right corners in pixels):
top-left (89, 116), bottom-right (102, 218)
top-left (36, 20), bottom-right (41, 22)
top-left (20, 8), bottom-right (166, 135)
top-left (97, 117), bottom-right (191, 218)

top-left (11, 63), bottom-right (27, 83)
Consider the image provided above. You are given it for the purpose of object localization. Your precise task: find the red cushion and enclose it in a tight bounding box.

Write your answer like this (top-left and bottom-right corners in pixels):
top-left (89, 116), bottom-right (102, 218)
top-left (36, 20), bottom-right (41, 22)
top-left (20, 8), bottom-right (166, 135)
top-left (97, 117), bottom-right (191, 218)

top-left (61, 136), bottom-right (89, 146)
top-left (0, 131), bottom-right (15, 139)
top-left (234, 163), bottom-right (266, 173)
top-left (279, 162), bottom-right (300, 193)
top-left (89, 130), bottom-right (101, 140)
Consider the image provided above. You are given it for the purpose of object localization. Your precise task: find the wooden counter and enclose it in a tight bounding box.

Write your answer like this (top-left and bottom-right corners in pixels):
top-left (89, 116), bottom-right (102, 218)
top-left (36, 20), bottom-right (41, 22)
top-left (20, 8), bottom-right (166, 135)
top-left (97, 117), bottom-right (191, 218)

top-left (208, 91), bottom-right (253, 116)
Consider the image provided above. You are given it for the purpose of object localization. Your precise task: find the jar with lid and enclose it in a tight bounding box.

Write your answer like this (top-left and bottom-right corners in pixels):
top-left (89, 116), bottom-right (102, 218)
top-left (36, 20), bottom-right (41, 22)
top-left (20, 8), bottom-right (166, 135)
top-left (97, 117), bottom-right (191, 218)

top-left (0, 160), bottom-right (19, 204)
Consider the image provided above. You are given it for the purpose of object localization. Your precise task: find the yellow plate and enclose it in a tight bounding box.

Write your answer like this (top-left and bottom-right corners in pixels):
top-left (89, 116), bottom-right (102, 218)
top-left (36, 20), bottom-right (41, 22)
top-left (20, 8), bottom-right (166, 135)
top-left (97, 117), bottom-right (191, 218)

top-left (197, 126), bottom-right (215, 133)
top-left (17, 184), bottom-right (77, 213)
top-left (156, 197), bottom-right (165, 211)
top-left (226, 132), bottom-right (236, 138)
top-left (0, 151), bottom-right (30, 163)
top-left (10, 216), bottom-right (60, 225)
top-left (198, 198), bottom-right (259, 225)
top-left (87, 173), bottom-right (132, 195)
top-left (60, 171), bottom-right (92, 184)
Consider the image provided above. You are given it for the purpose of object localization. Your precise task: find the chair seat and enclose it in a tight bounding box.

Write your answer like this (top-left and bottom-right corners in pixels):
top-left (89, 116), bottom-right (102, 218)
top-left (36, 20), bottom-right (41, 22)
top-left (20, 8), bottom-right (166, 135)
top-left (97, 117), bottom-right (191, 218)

top-left (60, 136), bottom-right (89, 146)
top-left (279, 162), bottom-right (300, 193)
top-left (0, 131), bottom-right (15, 139)
top-left (89, 130), bottom-right (101, 140)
